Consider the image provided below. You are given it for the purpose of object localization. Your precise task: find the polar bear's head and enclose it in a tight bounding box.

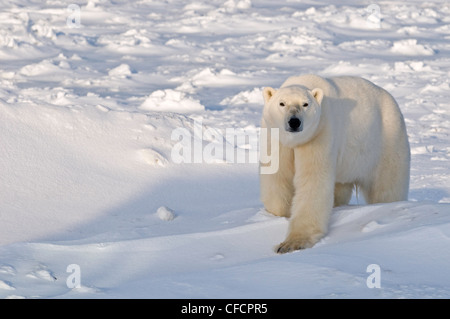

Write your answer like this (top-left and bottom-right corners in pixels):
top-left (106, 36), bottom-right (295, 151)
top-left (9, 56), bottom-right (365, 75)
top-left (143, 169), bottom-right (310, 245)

top-left (262, 85), bottom-right (324, 148)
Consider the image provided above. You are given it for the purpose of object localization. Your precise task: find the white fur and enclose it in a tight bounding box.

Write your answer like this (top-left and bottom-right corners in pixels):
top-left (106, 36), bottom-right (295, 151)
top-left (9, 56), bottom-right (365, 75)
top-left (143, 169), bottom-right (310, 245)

top-left (260, 74), bottom-right (410, 253)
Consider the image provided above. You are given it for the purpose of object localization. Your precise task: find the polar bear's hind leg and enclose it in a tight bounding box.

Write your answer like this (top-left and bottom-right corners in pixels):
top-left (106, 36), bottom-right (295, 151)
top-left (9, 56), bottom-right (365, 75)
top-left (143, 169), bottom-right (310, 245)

top-left (333, 182), bottom-right (353, 207)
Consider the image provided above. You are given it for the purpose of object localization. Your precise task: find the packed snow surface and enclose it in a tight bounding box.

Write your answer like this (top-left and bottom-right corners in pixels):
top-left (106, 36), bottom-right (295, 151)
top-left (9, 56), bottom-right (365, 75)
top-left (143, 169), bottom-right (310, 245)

top-left (0, 0), bottom-right (449, 298)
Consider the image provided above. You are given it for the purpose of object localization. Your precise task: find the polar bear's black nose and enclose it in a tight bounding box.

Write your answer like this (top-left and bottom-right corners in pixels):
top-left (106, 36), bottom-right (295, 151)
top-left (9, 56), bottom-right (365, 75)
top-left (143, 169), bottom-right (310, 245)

top-left (288, 117), bottom-right (301, 131)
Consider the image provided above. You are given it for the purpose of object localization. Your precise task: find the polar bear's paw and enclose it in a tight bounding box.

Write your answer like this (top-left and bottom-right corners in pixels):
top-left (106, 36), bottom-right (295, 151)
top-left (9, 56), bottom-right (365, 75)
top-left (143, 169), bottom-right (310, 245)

top-left (275, 233), bottom-right (322, 254)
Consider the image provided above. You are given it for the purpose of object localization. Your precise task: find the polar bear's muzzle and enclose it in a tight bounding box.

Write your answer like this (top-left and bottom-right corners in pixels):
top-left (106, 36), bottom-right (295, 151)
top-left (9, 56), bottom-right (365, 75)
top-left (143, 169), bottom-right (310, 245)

top-left (287, 116), bottom-right (303, 132)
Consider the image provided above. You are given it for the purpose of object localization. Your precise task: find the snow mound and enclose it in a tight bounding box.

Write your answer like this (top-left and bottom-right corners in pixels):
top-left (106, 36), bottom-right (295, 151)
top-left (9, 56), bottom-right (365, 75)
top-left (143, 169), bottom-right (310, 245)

top-left (222, 0), bottom-right (252, 12)
top-left (20, 59), bottom-right (62, 76)
top-left (156, 206), bottom-right (176, 221)
top-left (391, 39), bottom-right (435, 56)
top-left (26, 269), bottom-right (57, 282)
top-left (140, 89), bottom-right (205, 113)
top-left (108, 64), bottom-right (133, 77)
top-left (0, 280), bottom-right (15, 291)
top-left (220, 87), bottom-right (263, 107)
top-left (137, 148), bottom-right (168, 166)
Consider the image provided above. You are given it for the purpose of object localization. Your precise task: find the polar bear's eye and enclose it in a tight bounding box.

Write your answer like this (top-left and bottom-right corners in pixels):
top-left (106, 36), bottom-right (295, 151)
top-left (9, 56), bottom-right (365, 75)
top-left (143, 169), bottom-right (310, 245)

top-left (279, 102), bottom-right (285, 107)
top-left (303, 103), bottom-right (308, 107)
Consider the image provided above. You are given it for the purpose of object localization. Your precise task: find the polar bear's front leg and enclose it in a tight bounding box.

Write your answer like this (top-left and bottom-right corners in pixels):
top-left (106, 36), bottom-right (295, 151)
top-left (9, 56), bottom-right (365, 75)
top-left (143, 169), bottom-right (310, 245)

top-left (260, 119), bottom-right (295, 217)
top-left (276, 146), bottom-right (335, 254)
top-left (260, 142), bottom-right (295, 218)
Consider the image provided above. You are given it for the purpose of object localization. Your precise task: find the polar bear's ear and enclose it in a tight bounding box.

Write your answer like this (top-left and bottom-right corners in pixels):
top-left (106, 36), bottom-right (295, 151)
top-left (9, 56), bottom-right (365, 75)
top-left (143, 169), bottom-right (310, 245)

top-left (311, 88), bottom-right (323, 105)
top-left (263, 87), bottom-right (276, 103)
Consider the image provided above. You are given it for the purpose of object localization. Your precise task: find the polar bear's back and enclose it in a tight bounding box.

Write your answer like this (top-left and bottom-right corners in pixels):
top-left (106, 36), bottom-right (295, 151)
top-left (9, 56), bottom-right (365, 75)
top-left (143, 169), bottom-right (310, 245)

top-left (281, 74), bottom-right (334, 94)
top-left (281, 74), bottom-right (388, 101)
top-left (281, 74), bottom-right (403, 129)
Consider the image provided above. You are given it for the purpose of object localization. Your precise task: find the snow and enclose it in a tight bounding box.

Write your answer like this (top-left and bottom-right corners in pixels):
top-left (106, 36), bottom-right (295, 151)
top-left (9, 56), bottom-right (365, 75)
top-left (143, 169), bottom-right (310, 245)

top-left (140, 89), bottom-right (205, 113)
top-left (0, 0), bottom-right (449, 299)
top-left (156, 206), bottom-right (177, 221)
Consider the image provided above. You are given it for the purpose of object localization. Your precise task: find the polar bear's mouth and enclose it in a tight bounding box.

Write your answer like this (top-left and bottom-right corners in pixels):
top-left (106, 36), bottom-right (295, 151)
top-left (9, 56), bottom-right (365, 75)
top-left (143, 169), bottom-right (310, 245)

top-left (287, 116), bottom-right (303, 132)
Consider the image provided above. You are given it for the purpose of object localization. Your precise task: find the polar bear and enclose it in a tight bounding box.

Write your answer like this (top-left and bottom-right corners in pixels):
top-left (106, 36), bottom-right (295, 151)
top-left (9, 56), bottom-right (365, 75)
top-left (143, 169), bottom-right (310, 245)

top-left (260, 74), bottom-right (410, 253)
